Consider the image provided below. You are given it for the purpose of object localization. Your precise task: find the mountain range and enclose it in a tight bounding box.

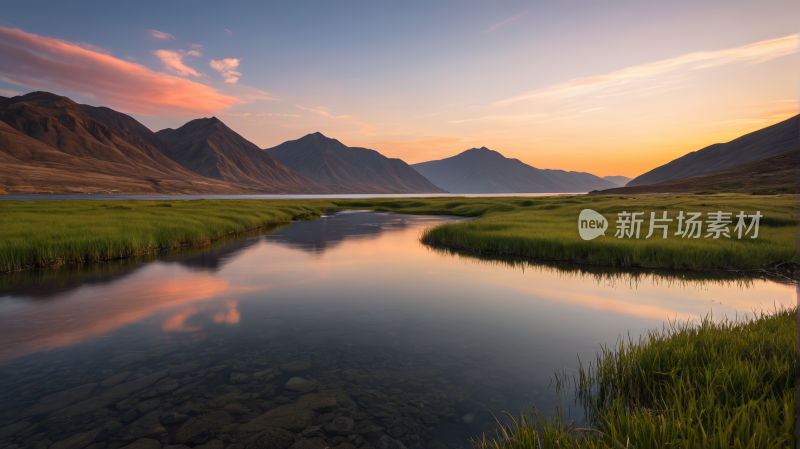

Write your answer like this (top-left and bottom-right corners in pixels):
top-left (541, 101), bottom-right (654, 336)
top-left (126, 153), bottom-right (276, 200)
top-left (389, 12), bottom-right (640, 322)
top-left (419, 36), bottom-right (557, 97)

top-left (155, 118), bottom-right (326, 193)
top-left (5, 90), bottom-right (784, 197)
top-left (265, 132), bottom-right (445, 193)
top-left (411, 147), bottom-right (618, 193)
top-left (627, 114), bottom-right (798, 187)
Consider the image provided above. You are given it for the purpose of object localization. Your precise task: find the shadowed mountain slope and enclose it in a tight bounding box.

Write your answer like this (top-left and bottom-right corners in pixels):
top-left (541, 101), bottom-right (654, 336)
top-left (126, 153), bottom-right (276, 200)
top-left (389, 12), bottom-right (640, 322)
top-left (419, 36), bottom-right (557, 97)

top-left (628, 115), bottom-right (799, 187)
top-left (603, 175), bottom-right (633, 187)
top-left (411, 147), bottom-right (617, 193)
top-left (265, 132), bottom-right (446, 193)
top-left (589, 150), bottom-right (798, 195)
top-left (156, 118), bottom-right (327, 193)
top-left (0, 92), bottom-right (256, 194)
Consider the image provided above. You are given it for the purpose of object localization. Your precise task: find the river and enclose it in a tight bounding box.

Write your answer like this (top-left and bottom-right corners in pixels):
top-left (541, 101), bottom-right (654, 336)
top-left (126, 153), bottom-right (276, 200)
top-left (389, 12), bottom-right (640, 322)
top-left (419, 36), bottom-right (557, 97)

top-left (0, 211), bottom-right (792, 449)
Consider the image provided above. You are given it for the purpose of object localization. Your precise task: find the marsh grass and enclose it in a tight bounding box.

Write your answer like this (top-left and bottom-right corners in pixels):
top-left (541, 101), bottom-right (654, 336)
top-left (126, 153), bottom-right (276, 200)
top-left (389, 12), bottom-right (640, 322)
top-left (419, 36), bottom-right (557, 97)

top-left (412, 194), bottom-right (796, 271)
top-left (0, 199), bottom-right (337, 272)
top-left (472, 307), bottom-right (796, 449)
top-left (0, 193), bottom-right (795, 272)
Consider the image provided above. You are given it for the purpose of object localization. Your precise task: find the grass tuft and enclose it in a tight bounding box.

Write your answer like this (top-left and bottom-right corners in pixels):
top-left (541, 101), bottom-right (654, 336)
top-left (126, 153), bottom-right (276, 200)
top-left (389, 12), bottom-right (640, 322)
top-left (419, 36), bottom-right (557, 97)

top-left (473, 307), bottom-right (796, 448)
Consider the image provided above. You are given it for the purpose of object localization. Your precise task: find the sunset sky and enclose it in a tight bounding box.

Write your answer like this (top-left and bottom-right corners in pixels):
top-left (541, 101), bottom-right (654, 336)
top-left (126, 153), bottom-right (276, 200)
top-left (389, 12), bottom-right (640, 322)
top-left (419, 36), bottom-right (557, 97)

top-left (0, 1), bottom-right (797, 177)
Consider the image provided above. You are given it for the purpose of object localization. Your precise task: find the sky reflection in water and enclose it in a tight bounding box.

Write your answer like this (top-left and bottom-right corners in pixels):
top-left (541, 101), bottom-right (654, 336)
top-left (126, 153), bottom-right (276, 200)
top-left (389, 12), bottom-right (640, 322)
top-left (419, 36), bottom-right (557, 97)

top-left (0, 211), bottom-right (793, 419)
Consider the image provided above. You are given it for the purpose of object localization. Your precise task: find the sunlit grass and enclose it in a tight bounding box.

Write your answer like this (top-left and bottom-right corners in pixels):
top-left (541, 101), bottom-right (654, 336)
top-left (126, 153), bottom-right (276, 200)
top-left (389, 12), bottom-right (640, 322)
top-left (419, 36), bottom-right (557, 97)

top-left (413, 194), bottom-right (796, 271)
top-left (472, 307), bottom-right (796, 449)
top-left (0, 193), bottom-right (795, 272)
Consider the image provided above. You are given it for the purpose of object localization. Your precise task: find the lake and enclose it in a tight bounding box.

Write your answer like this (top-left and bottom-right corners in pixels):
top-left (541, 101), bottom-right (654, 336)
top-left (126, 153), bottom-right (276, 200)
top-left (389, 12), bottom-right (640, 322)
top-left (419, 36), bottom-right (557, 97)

top-left (0, 211), bottom-right (793, 449)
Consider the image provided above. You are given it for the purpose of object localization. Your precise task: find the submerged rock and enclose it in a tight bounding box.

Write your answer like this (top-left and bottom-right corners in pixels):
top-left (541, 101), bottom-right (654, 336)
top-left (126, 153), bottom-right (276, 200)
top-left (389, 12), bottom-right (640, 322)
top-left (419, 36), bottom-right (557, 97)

top-left (284, 377), bottom-right (316, 393)
top-left (280, 361), bottom-right (312, 373)
top-left (120, 439), bottom-right (161, 449)
top-left (244, 428), bottom-right (296, 449)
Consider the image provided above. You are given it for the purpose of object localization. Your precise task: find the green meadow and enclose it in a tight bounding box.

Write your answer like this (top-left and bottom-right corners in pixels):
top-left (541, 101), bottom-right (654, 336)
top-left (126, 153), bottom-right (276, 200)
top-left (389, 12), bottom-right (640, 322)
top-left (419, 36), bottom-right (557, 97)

top-left (0, 193), bottom-right (795, 273)
top-left (472, 306), bottom-right (795, 449)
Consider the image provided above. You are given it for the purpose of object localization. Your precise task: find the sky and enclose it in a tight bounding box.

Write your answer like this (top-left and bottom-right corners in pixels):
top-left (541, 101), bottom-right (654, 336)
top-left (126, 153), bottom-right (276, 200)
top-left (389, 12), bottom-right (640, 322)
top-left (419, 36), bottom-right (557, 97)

top-left (0, 1), bottom-right (797, 178)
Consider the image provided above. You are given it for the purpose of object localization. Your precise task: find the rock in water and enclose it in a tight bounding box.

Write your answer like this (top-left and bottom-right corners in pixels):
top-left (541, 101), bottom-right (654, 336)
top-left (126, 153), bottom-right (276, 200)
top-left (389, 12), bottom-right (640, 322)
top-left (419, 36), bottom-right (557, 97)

top-left (284, 377), bottom-right (316, 392)
top-left (280, 361), bottom-right (312, 372)
top-left (244, 428), bottom-right (296, 449)
top-left (120, 439), bottom-right (161, 449)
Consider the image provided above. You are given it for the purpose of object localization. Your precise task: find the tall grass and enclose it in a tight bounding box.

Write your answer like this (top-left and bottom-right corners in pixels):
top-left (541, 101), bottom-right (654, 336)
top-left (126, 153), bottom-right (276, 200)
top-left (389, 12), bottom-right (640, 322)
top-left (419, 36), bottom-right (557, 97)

top-left (0, 194), bottom-right (795, 272)
top-left (415, 194), bottom-right (796, 271)
top-left (0, 199), bottom-right (336, 272)
top-left (472, 307), bottom-right (796, 449)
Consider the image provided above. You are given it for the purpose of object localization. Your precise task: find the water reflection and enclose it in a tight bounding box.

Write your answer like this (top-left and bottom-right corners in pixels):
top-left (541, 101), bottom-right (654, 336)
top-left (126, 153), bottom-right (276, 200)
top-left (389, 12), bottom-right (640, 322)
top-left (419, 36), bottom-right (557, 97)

top-left (0, 211), bottom-right (793, 449)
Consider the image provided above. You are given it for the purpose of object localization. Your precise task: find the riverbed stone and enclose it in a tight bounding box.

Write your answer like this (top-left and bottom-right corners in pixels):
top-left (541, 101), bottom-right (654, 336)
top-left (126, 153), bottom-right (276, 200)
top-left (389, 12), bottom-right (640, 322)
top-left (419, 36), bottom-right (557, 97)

top-left (288, 438), bottom-right (326, 449)
top-left (199, 411), bottom-right (233, 430)
top-left (57, 371), bottom-right (168, 416)
top-left (100, 372), bottom-right (132, 388)
top-left (284, 378), bottom-right (316, 393)
top-left (111, 353), bottom-right (149, 367)
top-left (120, 410), bottom-right (167, 441)
top-left (193, 440), bottom-right (224, 449)
top-left (49, 428), bottom-right (104, 449)
top-left (280, 362), bottom-right (312, 373)
top-left (238, 405), bottom-right (316, 433)
top-left (244, 429), bottom-right (296, 449)
top-left (121, 439), bottom-right (160, 449)
top-left (171, 418), bottom-right (210, 445)
top-left (24, 383), bottom-right (99, 416)
top-left (0, 421), bottom-right (31, 440)
top-left (321, 417), bottom-right (354, 436)
top-left (300, 427), bottom-right (326, 439)
top-left (229, 373), bottom-right (250, 385)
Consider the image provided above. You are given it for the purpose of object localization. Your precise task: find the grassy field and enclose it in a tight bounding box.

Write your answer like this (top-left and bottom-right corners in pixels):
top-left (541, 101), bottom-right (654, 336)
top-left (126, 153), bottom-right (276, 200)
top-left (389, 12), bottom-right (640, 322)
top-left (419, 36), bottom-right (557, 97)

top-left (472, 306), bottom-right (796, 449)
top-left (0, 193), bottom-right (795, 272)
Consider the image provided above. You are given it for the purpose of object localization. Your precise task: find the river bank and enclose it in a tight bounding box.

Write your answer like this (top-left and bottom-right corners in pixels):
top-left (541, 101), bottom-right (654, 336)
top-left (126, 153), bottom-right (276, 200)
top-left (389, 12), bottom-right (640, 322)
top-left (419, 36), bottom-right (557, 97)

top-left (0, 194), bottom-right (795, 273)
top-left (473, 306), bottom-right (796, 448)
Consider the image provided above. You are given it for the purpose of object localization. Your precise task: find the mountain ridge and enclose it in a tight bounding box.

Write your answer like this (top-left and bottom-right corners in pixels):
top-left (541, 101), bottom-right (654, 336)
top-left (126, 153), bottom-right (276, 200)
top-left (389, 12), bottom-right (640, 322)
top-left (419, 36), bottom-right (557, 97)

top-left (265, 132), bottom-right (446, 193)
top-left (411, 147), bottom-right (618, 193)
top-left (156, 117), bottom-right (329, 193)
top-left (628, 114), bottom-right (799, 186)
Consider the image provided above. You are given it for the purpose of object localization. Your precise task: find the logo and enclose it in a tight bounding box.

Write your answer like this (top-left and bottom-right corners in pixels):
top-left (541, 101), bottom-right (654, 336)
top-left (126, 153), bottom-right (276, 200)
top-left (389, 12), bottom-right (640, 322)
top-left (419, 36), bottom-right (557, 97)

top-left (579, 209), bottom-right (608, 240)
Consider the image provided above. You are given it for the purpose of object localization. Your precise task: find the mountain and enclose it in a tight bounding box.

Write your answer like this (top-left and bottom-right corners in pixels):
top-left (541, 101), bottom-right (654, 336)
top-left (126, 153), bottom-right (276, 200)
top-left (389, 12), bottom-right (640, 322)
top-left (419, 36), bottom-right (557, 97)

top-left (0, 92), bottom-right (258, 194)
top-left (264, 132), bottom-right (446, 193)
top-left (603, 175), bottom-right (633, 187)
top-left (411, 147), bottom-right (618, 193)
top-left (156, 118), bottom-right (328, 193)
top-left (589, 150), bottom-right (798, 195)
top-left (628, 115), bottom-right (799, 187)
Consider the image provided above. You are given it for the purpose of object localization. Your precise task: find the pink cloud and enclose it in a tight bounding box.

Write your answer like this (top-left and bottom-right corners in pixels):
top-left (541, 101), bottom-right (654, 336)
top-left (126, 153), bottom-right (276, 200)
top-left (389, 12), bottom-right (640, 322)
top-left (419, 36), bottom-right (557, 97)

top-left (483, 12), bottom-right (526, 34)
top-left (0, 26), bottom-right (241, 116)
top-left (155, 49), bottom-right (202, 76)
top-left (494, 33), bottom-right (799, 105)
top-left (295, 105), bottom-right (351, 119)
top-left (210, 58), bottom-right (242, 83)
top-left (148, 29), bottom-right (175, 40)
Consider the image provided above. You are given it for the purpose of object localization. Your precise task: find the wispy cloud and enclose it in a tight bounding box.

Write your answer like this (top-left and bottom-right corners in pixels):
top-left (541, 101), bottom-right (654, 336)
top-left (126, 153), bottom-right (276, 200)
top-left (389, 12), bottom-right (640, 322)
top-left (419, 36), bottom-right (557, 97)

top-left (483, 12), bottom-right (525, 34)
top-left (581, 107), bottom-right (606, 113)
top-left (0, 88), bottom-right (22, 97)
top-left (154, 49), bottom-right (202, 76)
top-left (295, 105), bottom-right (351, 119)
top-left (494, 33), bottom-right (799, 106)
top-left (223, 29), bottom-right (233, 37)
top-left (148, 29), bottom-right (175, 40)
top-left (448, 114), bottom-right (546, 124)
top-left (256, 113), bottom-right (301, 117)
top-left (210, 58), bottom-right (242, 83)
top-left (0, 26), bottom-right (240, 115)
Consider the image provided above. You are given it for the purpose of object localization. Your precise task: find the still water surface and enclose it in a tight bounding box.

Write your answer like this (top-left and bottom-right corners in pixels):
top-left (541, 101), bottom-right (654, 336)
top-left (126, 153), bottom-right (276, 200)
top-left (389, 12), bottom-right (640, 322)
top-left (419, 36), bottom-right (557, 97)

top-left (0, 212), bottom-right (792, 449)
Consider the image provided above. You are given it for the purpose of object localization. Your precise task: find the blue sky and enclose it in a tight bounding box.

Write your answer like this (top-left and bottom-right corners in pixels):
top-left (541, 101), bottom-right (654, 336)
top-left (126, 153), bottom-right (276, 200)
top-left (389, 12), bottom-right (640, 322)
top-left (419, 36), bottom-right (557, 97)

top-left (0, 0), bottom-right (797, 176)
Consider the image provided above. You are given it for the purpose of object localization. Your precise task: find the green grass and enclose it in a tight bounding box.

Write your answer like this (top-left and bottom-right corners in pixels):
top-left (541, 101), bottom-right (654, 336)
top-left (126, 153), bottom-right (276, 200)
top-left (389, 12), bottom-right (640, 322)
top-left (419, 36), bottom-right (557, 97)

top-left (0, 193), bottom-right (795, 272)
top-left (472, 307), bottom-right (796, 449)
top-left (0, 199), bottom-right (338, 272)
top-left (411, 194), bottom-right (796, 271)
